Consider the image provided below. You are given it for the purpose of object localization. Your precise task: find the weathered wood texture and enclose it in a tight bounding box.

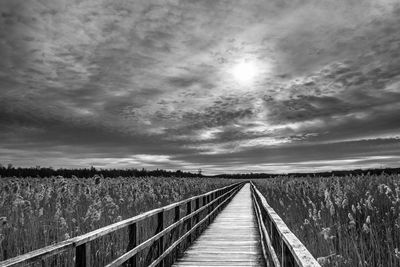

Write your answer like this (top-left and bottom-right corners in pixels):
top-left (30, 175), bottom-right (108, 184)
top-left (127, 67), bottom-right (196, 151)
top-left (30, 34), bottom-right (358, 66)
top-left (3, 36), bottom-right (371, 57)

top-left (173, 184), bottom-right (265, 267)
top-left (250, 183), bottom-right (321, 267)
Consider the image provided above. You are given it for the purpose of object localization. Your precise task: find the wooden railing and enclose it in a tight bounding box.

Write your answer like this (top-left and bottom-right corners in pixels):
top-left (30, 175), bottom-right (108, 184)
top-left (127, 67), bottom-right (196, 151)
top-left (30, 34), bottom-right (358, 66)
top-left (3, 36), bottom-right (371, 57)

top-left (0, 182), bottom-right (244, 267)
top-left (250, 182), bottom-right (321, 267)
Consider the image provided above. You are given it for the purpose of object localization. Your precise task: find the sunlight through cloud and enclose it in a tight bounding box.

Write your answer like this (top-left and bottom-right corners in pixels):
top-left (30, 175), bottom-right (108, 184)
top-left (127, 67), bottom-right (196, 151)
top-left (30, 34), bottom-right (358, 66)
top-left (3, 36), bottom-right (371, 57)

top-left (231, 60), bottom-right (259, 85)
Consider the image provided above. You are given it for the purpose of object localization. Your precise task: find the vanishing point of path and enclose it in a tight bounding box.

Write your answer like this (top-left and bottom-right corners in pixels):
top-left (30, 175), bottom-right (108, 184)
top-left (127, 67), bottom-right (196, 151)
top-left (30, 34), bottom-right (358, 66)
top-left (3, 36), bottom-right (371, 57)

top-left (173, 183), bottom-right (265, 267)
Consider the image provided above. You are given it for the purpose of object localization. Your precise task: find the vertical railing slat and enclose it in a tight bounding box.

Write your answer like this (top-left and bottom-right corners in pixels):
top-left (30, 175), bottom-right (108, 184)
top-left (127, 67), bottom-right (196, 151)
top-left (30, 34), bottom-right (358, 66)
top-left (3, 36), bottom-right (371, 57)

top-left (158, 211), bottom-right (164, 267)
top-left (195, 198), bottom-right (200, 237)
top-left (186, 201), bottom-right (192, 245)
top-left (174, 205), bottom-right (181, 262)
top-left (75, 243), bottom-right (90, 267)
top-left (207, 195), bottom-right (211, 224)
top-left (126, 223), bottom-right (139, 267)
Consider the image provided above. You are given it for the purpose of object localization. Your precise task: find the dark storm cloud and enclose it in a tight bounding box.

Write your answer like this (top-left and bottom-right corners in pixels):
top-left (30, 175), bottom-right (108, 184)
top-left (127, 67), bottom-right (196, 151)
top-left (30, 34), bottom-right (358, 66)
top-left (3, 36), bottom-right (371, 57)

top-left (0, 0), bottom-right (400, 173)
top-left (264, 92), bottom-right (400, 124)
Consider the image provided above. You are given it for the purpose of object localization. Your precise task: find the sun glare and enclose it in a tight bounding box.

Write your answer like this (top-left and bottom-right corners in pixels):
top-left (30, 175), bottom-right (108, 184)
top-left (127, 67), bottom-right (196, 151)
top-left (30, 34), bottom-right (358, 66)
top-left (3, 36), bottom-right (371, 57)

top-left (232, 61), bottom-right (258, 84)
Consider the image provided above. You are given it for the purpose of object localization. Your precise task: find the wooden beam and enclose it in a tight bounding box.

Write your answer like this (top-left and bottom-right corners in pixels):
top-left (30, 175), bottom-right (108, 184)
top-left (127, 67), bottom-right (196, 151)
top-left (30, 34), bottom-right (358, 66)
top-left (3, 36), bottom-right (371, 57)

top-left (195, 198), bottom-right (200, 236)
top-left (186, 201), bottom-right (192, 245)
top-left (174, 205), bottom-right (181, 262)
top-left (158, 211), bottom-right (165, 267)
top-left (250, 182), bottom-right (321, 267)
top-left (75, 243), bottom-right (90, 267)
top-left (126, 223), bottom-right (139, 267)
top-left (251, 186), bottom-right (280, 267)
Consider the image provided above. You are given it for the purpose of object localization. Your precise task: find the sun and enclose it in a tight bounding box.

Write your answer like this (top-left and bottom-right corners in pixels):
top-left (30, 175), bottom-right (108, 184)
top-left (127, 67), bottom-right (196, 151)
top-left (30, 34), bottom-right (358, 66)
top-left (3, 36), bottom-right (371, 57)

top-left (232, 61), bottom-right (258, 84)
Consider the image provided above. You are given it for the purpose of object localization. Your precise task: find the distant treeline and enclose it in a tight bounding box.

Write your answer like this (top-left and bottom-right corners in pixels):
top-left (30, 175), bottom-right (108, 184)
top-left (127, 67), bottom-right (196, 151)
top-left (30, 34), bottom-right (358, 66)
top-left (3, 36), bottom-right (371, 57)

top-left (212, 167), bottom-right (400, 179)
top-left (288, 168), bottom-right (400, 177)
top-left (1, 163), bottom-right (399, 179)
top-left (0, 164), bottom-right (202, 178)
top-left (211, 173), bottom-right (280, 179)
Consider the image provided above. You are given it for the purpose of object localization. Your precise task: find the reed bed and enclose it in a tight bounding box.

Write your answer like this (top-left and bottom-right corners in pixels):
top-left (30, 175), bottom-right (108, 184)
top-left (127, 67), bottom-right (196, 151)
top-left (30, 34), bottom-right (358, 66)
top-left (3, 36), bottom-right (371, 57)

top-left (255, 173), bottom-right (400, 267)
top-left (0, 176), bottom-right (234, 265)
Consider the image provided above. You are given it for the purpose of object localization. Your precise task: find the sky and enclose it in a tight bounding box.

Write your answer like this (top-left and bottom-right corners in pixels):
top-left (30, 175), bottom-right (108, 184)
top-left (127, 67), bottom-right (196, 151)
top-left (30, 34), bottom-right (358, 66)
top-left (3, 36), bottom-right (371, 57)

top-left (0, 0), bottom-right (400, 174)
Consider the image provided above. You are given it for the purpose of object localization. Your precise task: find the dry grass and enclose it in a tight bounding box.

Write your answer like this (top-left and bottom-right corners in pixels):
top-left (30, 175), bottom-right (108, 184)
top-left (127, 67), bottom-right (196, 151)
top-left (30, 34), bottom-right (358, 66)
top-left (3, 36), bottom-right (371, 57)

top-left (255, 174), bottom-right (400, 267)
top-left (0, 176), bottom-right (234, 264)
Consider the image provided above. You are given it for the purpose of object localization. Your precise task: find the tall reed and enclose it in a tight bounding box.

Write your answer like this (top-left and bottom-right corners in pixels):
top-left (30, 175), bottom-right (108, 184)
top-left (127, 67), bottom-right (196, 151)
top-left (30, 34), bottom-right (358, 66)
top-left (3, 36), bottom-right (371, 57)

top-left (255, 174), bottom-right (400, 267)
top-left (0, 176), bottom-right (234, 264)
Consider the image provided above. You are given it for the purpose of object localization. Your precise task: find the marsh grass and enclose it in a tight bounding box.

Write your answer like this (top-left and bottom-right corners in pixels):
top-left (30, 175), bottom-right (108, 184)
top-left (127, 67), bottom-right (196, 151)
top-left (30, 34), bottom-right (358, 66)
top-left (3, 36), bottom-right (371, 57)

top-left (255, 174), bottom-right (400, 267)
top-left (0, 176), bottom-right (234, 265)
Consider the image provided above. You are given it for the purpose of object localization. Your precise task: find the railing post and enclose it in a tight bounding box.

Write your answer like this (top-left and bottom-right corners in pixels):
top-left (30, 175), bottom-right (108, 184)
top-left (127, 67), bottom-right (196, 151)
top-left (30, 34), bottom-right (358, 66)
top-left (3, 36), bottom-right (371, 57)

top-left (174, 205), bottom-right (181, 261)
top-left (186, 201), bottom-right (192, 244)
top-left (126, 223), bottom-right (139, 267)
top-left (270, 220), bottom-right (274, 242)
top-left (158, 211), bottom-right (164, 267)
top-left (195, 198), bottom-right (200, 235)
top-left (202, 196), bottom-right (207, 223)
top-left (75, 243), bottom-right (90, 267)
top-left (207, 195), bottom-right (211, 224)
top-left (281, 239), bottom-right (290, 267)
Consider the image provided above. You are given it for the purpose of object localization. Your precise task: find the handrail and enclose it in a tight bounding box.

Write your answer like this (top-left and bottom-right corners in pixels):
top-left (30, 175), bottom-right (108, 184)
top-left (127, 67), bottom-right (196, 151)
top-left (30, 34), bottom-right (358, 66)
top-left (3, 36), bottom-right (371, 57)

top-left (0, 181), bottom-right (244, 267)
top-left (146, 184), bottom-right (240, 267)
top-left (105, 183), bottom-right (242, 266)
top-left (250, 182), bottom-right (321, 267)
top-left (107, 182), bottom-right (242, 267)
top-left (252, 185), bottom-right (280, 267)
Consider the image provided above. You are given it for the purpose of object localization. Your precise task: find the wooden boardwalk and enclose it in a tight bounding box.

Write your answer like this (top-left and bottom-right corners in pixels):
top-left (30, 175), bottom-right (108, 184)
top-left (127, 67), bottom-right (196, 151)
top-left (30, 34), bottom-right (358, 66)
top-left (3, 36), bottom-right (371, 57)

top-left (173, 183), bottom-right (265, 267)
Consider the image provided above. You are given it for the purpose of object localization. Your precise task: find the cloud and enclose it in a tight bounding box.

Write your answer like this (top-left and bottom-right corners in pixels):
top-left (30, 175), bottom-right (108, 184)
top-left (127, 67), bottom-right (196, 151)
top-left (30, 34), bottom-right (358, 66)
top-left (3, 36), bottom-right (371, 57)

top-left (0, 0), bottom-right (399, 173)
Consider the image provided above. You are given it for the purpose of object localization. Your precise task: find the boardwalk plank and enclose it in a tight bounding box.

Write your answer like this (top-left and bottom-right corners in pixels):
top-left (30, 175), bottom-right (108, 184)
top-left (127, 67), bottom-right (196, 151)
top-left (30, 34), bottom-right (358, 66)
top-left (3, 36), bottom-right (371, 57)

top-left (172, 184), bottom-right (265, 266)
